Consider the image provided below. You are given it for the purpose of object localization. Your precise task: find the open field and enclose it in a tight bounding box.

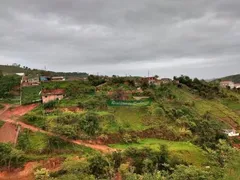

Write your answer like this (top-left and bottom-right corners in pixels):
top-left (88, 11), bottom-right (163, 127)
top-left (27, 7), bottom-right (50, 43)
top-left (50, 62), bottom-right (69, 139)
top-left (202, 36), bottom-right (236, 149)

top-left (21, 86), bottom-right (42, 105)
top-left (109, 138), bottom-right (208, 166)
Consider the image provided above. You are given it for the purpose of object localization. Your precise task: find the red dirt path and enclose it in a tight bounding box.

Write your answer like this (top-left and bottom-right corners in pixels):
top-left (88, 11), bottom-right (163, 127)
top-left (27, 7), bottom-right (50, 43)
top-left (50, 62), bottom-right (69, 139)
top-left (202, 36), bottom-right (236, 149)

top-left (0, 104), bottom-right (115, 153)
top-left (0, 104), bottom-right (115, 180)
top-left (0, 123), bottom-right (18, 144)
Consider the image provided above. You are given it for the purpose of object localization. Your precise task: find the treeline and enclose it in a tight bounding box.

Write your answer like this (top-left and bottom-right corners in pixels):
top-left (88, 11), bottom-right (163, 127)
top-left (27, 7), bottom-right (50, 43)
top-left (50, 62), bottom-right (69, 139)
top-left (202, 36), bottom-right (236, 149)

top-left (174, 75), bottom-right (225, 99)
top-left (33, 140), bottom-right (239, 180)
top-left (0, 74), bottom-right (21, 98)
top-left (0, 65), bottom-right (88, 78)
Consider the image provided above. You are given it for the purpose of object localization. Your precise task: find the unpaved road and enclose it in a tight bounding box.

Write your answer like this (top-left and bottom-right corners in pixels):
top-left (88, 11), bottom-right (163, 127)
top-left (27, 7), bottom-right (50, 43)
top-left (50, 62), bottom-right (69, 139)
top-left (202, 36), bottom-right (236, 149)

top-left (0, 104), bottom-right (115, 153)
top-left (0, 104), bottom-right (115, 180)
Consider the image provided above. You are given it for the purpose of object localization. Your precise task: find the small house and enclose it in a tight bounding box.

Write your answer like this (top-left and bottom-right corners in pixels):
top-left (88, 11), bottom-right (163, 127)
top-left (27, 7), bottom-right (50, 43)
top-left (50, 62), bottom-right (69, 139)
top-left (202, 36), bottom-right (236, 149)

top-left (40, 76), bottom-right (51, 82)
top-left (51, 76), bottom-right (65, 81)
top-left (224, 129), bottom-right (239, 137)
top-left (22, 74), bottom-right (40, 86)
top-left (42, 89), bottom-right (65, 104)
top-left (234, 83), bottom-right (240, 89)
top-left (220, 81), bottom-right (235, 89)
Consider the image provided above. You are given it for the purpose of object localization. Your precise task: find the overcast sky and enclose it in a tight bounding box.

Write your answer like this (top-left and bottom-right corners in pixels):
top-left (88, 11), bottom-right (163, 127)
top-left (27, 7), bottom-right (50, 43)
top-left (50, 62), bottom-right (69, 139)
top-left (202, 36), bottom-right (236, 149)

top-left (0, 0), bottom-right (240, 78)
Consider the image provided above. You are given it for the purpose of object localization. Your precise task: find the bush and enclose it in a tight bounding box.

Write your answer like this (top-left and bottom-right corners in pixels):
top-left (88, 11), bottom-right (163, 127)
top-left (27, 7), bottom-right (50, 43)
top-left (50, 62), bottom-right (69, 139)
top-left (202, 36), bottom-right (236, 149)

top-left (23, 114), bottom-right (47, 129)
top-left (43, 100), bottom-right (57, 109)
top-left (34, 168), bottom-right (50, 180)
top-left (52, 125), bottom-right (78, 139)
top-left (79, 113), bottom-right (100, 136)
top-left (0, 143), bottom-right (26, 169)
top-left (88, 154), bottom-right (111, 179)
top-left (122, 134), bottom-right (139, 144)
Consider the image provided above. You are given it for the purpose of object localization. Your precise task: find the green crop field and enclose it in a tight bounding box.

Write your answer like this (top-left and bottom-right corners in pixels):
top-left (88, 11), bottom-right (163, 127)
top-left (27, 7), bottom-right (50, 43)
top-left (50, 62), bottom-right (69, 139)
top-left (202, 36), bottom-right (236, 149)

top-left (21, 86), bottom-right (42, 104)
top-left (109, 138), bottom-right (207, 166)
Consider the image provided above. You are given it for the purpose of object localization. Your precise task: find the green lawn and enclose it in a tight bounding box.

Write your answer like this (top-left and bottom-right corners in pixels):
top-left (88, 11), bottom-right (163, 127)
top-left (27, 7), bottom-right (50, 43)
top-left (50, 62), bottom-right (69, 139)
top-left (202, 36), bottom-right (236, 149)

top-left (17, 131), bottom-right (96, 160)
top-left (21, 86), bottom-right (42, 104)
top-left (224, 153), bottom-right (240, 180)
top-left (221, 99), bottom-right (240, 111)
top-left (110, 106), bottom-right (150, 131)
top-left (194, 100), bottom-right (240, 126)
top-left (109, 138), bottom-right (208, 166)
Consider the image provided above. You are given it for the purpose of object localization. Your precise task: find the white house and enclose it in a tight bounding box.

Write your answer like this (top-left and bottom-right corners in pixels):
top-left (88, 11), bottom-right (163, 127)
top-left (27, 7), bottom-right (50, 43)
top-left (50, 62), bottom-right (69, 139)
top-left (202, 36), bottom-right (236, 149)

top-left (234, 83), bottom-right (240, 89)
top-left (220, 81), bottom-right (235, 89)
top-left (224, 129), bottom-right (239, 137)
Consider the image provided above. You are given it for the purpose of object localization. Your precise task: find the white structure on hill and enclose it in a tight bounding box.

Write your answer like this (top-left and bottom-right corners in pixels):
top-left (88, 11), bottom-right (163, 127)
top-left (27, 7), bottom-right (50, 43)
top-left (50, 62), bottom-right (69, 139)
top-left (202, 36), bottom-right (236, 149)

top-left (220, 81), bottom-right (235, 89)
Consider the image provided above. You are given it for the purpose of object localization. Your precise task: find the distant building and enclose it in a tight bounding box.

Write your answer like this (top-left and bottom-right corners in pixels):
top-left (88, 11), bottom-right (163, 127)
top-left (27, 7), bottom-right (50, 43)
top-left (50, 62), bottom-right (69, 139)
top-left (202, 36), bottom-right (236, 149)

top-left (51, 76), bottom-right (65, 81)
top-left (41, 89), bottom-right (65, 104)
top-left (40, 76), bottom-right (51, 82)
top-left (224, 129), bottom-right (239, 137)
top-left (22, 74), bottom-right (40, 86)
top-left (142, 77), bottom-right (157, 85)
top-left (15, 73), bottom-right (25, 77)
top-left (220, 81), bottom-right (235, 89)
top-left (234, 83), bottom-right (240, 89)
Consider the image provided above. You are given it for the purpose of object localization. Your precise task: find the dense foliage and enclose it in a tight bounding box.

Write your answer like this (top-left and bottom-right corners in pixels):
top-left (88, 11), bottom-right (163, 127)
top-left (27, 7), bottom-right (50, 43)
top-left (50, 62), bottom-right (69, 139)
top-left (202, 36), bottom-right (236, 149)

top-left (0, 143), bottom-right (26, 169)
top-left (174, 75), bottom-right (225, 99)
top-left (0, 75), bottom-right (21, 98)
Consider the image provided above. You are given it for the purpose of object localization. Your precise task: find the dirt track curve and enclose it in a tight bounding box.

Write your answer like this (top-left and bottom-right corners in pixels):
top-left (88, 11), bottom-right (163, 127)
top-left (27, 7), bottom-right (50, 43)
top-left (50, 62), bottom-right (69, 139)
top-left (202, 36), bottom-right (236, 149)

top-left (0, 104), bottom-right (115, 153)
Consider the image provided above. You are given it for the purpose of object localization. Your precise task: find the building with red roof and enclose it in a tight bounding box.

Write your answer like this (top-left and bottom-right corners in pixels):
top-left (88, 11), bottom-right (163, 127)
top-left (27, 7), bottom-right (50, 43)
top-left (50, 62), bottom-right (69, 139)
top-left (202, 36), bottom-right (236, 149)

top-left (41, 89), bottom-right (65, 104)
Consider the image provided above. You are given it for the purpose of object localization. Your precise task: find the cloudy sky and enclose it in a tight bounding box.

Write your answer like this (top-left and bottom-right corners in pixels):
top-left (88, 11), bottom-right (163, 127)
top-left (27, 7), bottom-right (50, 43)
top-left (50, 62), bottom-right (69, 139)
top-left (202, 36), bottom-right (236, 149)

top-left (0, 0), bottom-right (240, 78)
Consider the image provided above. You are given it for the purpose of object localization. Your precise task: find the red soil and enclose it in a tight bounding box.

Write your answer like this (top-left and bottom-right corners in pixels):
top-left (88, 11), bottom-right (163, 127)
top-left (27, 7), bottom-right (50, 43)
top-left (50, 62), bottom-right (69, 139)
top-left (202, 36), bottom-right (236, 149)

top-left (0, 104), bottom-right (38, 119)
top-left (0, 104), bottom-right (115, 180)
top-left (0, 123), bottom-right (18, 144)
top-left (0, 104), bottom-right (115, 153)
top-left (0, 158), bottom-right (63, 180)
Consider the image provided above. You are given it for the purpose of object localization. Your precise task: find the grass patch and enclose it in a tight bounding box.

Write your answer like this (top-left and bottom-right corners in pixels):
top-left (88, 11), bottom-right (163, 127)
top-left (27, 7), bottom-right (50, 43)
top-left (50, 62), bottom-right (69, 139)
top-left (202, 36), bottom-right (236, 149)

top-left (109, 138), bottom-right (208, 166)
top-left (110, 106), bottom-right (150, 132)
top-left (224, 153), bottom-right (240, 180)
top-left (21, 86), bottom-right (42, 105)
top-left (0, 96), bottom-right (20, 104)
top-left (17, 131), bottom-right (96, 160)
top-left (194, 100), bottom-right (240, 126)
top-left (221, 99), bottom-right (240, 111)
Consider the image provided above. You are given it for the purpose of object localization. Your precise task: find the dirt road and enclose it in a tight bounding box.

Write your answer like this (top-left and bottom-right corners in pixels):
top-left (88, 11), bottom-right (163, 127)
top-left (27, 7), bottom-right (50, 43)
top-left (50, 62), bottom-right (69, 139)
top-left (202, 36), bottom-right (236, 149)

top-left (0, 104), bottom-right (115, 153)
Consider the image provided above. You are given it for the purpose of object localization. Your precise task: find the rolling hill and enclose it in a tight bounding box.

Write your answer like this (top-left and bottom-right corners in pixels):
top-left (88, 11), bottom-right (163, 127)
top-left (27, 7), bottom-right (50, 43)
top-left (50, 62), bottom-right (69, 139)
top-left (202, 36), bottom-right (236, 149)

top-left (0, 64), bottom-right (88, 78)
top-left (219, 74), bottom-right (240, 83)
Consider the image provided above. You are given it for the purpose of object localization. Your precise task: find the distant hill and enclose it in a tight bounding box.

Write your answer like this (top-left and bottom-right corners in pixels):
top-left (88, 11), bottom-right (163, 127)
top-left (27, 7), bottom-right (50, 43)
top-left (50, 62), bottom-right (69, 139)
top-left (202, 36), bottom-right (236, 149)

top-left (0, 64), bottom-right (88, 78)
top-left (218, 74), bottom-right (240, 83)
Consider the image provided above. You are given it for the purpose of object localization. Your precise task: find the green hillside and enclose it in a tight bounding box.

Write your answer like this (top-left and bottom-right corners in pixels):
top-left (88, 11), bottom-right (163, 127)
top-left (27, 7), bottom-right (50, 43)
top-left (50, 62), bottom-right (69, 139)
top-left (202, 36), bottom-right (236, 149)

top-left (219, 74), bottom-right (240, 83)
top-left (1, 75), bottom-right (240, 179)
top-left (0, 64), bottom-right (88, 78)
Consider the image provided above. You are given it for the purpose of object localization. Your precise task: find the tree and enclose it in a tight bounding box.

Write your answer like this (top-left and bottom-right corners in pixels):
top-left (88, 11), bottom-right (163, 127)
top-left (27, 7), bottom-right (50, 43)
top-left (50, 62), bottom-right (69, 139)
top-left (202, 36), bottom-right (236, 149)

top-left (79, 113), bottom-right (99, 136)
top-left (170, 165), bottom-right (210, 180)
top-left (88, 154), bottom-right (111, 179)
top-left (0, 143), bottom-right (26, 169)
top-left (156, 145), bottom-right (169, 171)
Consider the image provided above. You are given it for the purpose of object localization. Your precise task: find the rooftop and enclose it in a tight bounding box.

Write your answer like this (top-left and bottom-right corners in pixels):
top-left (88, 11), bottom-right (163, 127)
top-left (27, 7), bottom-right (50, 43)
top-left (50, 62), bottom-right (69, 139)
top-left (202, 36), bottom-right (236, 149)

top-left (42, 89), bottom-right (65, 96)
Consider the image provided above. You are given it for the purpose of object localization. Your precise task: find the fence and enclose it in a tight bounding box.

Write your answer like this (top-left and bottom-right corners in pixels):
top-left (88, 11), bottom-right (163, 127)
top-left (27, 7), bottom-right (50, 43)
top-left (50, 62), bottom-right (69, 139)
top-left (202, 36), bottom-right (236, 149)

top-left (107, 99), bottom-right (152, 107)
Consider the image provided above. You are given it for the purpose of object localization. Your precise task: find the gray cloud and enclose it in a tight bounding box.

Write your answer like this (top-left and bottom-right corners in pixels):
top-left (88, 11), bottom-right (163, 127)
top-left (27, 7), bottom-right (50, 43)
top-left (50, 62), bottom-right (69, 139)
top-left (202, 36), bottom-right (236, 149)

top-left (0, 0), bottom-right (239, 78)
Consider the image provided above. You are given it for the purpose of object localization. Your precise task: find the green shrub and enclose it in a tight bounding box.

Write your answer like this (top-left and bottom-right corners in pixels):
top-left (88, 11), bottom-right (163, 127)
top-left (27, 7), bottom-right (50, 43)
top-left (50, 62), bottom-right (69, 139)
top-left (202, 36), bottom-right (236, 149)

top-left (79, 113), bottom-right (100, 136)
top-left (43, 100), bottom-right (57, 109)
top-left (23, 114), bottom-right (47, 129)
top-left (0, 143), bottom-right (26, 169)
top-left (122, 134), bottom-right (139, 144)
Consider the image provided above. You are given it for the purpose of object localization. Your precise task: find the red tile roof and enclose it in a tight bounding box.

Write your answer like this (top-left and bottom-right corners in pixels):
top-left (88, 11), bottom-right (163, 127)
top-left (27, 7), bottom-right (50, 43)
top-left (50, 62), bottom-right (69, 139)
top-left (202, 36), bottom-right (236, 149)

top-left (42, 89), bottom-right (65, 96)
